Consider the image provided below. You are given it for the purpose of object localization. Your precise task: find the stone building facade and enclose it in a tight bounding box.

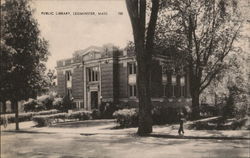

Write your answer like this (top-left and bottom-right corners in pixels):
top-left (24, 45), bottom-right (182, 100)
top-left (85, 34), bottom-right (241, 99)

top-left (55, 45), bottom-right (192, 111)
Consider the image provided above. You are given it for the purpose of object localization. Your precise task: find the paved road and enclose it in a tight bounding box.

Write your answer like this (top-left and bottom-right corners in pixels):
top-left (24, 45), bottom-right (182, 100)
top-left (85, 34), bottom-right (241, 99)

top-left (1, 120), bottom-right (249, 158)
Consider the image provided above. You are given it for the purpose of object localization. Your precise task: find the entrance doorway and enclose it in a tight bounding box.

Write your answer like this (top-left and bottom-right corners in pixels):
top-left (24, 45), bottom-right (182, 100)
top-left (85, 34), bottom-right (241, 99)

top-left (90, 91), bottom-right (98, 109)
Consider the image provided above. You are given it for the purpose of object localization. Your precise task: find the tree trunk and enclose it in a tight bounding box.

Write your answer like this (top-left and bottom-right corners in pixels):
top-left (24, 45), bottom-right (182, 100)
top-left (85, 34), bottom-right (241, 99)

top-left (136, 40), bottom-right (153, 135)
top-left (2, 101), bottom-right (7, 113)
top-left (11, 101), bottom-right (15, 113)
top-left (125, 0), bottom-right (159, 136)
top-left (13, 100), bottom-right (19, 130)
top-left (189, 66), bottom-right (201, 120)
top-left (191, 91), bottom-right (200, 120)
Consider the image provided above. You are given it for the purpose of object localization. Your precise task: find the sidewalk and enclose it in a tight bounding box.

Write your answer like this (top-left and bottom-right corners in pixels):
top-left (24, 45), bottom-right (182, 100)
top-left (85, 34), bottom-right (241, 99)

top-left (1, 120), bottom-right (249, 140)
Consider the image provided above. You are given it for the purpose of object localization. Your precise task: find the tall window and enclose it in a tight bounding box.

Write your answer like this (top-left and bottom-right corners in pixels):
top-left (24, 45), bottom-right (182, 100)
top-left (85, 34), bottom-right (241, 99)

top-left (67, 88), bottom-right (72, 98)
top-left (129, 85), bottom-right (137, 97)
top-left (128, 62), bottom-right (136, 74)
top-left (128, 62), bottom-right (137, 97)
top-left (66, 71), bottom-right (71, 81)
top-left (171, 73), bottom-right (177, 97)
top-left (180, 76), bottom-right (185, 97)
top-left (87, 66), bottom-right (99, 82)
top-left (163, 85), bottom-right (167, 97)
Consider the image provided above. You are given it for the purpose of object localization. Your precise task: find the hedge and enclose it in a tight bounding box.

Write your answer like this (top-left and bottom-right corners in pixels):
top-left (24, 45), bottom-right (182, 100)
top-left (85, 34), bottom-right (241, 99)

top-left (36, 109), bottom-right (59, 115)
top-left (113, 106), bottom-right (187, 128)
top-left (0, 109), bottom-right (59, 125)
top-left (0, 112), bottom-right (34, 125)
top-left (32, 110), bottom-right (91, 127)
top-left (68, 111), bottom-right (92, 120)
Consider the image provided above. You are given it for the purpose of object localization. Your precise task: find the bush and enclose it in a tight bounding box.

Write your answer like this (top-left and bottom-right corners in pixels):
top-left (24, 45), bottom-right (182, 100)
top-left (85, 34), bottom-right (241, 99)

top-left (61, 96), bottom-right (74, 112)
top-left (0, 109), bottom-right (61, 125)
top-left (99, 102), bottom-right (118, 119)
top-left (52, 113), bottom-right (68, 119)
top-left (32, 115), bottom-right (54, 127)
top-left (234, 102), bottom-right (249, 119)
top-left (113, 108), bottom-right (138, 128)
top-left (0, 112), bottom-right (34, 125)
top-left (36, 109), bottom-right (58, 115)
top-left (188, 117), bottom-right (249, 130)
top-left (32, 113), bottom-right (68, 126)
top-left (222, 94), bottom-right (235, 118)
top-left (200, 103), bottom-right (219, 117)
top-left (91, 109), bottom-right (101, 119)
top-left (32, 111), bottom-right (91, 127)
top-left (52, 97), bottom-right (64, 111)
top-left (37, 94), bottom-right (55, 110)
top-left (152, 105), bottom-right (179, 125)
top-left (23, 99), bottom-right (44, 112)
top-left (68, 111), bottom-right (91, 120)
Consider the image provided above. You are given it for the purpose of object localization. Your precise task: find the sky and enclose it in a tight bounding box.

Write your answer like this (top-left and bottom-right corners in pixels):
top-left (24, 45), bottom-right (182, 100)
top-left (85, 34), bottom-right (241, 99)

top-left (31, 0), bottom-right (133, 70)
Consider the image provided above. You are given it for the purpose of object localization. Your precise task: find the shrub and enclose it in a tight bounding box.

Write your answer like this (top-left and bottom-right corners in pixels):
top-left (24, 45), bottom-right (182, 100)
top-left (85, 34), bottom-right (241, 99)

top-left (68, 111), bottom-right (91, 120)
top-left (52, 97), bottom-right (64, 111)
top-left (23, 99), bottom-right (44, 112)
top-left (32, 111), bottom-right (91, 127)
top-left (32, 115), bottom-right (54, 127)
top-left (152, 105), bottom-right (179, 125)
top-left (37, 109), bottom-right (58, 115)
top-left (91, 109), bottom-right (101, 119)
top-left (32, 113), bottom-right (68, 126)
top-left (113, 108), bottom-right (138, 128)
top-left (234, 102), bottom-right (249, 119)
top-left (200, 103), bottom-right (219, 117)
top-left (52, 113), bottom-right (68, 119)
top-left (189, 121), bottom-right (216, 130)
top-left (0, 112), bottom-right (34, 125)
top-left (99, 102), bottom-right (118, 119)
top-left (188, 117), bottom-right (249, 130)
top-left (61, 96), bottom-right (74, 112)
top-left (0, 109), bottom-right (60, 125)
top-left (231, 118), bottom-right (248, 130)
top-left (37, 94), bottom-right (55, 110)
top-left (222, 94), bottom-right (235, 118)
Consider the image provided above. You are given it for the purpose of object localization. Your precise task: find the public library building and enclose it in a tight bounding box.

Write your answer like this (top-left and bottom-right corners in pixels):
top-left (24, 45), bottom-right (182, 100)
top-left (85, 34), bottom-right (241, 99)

top-left (55, 44), bottom-right (192, 111)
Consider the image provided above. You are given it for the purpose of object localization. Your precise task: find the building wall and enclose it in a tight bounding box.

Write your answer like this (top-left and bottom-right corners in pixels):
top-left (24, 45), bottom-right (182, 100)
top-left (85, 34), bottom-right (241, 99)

top-left (57, 70), bottom-right (66, 97)
top-left (151, 60), bottom-right (163, 98)
top-left (72, 66), bottom-right (84, 100)
top-left (113, 58), bottom-right (119, 103)
top-left (101, 62), bottom-right (114, 101)
top-left (118, 62), bottom-right (128, 98)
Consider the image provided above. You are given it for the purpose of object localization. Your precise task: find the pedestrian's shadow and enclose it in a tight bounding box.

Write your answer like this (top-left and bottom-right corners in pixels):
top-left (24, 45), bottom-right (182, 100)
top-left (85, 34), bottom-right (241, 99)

top-left (147, 134), bottom-right (250, 140)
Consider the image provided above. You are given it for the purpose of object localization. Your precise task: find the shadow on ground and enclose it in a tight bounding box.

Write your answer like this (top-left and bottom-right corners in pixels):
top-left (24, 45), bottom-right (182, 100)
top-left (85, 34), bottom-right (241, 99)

top-left (148, 133), bottom-right (250, 140)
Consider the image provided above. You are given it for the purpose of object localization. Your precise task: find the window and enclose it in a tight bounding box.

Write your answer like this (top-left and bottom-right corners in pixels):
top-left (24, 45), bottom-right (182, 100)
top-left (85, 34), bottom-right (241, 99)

top-left (129, 85), bottom-right (137, 97)
top-left (128, 62), bottom-right (136, 74)
top-left (87, 66), bottom-right (99, 82)
top-left (180, 76), bottom-right (185, 97)
top-left (163, 85), bottom-right (166, 97)
top-left (66, 71), bottom-right (71, 81)
top-left (67, 88), bottom-right (72, 98)
top-left (80, 102), bottom-right (84, 109)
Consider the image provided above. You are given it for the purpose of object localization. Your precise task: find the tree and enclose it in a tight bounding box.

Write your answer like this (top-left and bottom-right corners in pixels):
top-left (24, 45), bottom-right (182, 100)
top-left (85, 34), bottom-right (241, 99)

top-left (0, 0), bottom-right (49, 130)
top-left (201, 35), bottom-right (250, 119)
top-left (0, 40), bottom-right (16, 113)
top-left (125, 0), bottom-right (160, 135)
top-left (155, 0), bottom-right (241, 119)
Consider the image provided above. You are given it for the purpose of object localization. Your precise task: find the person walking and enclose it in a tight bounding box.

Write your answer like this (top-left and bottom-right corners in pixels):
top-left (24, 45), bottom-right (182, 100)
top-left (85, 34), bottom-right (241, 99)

top-left (178, 111), bottom-right (185, 135)
top-left (3, 114), bottom-right (8, 128)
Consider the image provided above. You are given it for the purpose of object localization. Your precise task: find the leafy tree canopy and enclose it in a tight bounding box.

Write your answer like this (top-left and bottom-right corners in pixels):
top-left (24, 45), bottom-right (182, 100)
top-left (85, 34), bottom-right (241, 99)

top-left (0, 0), bottom-right (50, 102)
